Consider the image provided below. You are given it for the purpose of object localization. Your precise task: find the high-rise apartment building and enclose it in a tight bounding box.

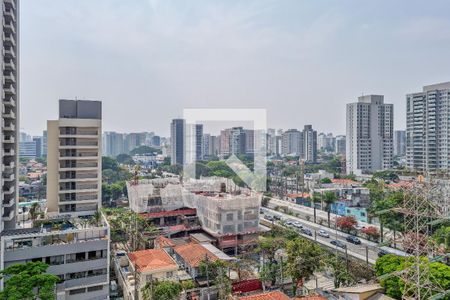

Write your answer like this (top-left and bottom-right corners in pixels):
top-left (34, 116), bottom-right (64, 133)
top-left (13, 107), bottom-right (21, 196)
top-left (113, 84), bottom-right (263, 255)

top-left (47, 100), bottom-right (102, 216)
top-left (170, 118), bottom-right (185, 165)
top-left (346, 95), bottom-right (393, 174)
top-left (19, 140), bottom-right (37, 158)
top-left (1, 0), bottom-right (19, 230)
top-left (303, 125), bottom-right (317, 163)
top-left (394, 130), bottom-right (406, 157)
top-left (335, 135), bottom-right (346, 156)
top-left (43, 130), bottom-right (48, 157)
top-left (281, 129), bottom-right (303, 156)
top-left (195, 124), bottom-right (203, 161)
top-left (406, 82), bottom-right (450, 174)
top-left (103, 131), bottom-right (124, 157)
top-left (33, 136), bottom-right (43, 157)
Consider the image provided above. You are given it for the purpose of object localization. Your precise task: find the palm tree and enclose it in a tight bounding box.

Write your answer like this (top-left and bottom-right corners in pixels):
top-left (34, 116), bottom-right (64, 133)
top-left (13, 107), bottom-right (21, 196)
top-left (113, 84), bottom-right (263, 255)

top-left (323, 191), bottom-right (337, 228)
top-left (311, 192), bottom-right (322, 223)
top-left (29, 202), bottom-right (40, 223)
top-left (91, 211), bottom-right (102, 227)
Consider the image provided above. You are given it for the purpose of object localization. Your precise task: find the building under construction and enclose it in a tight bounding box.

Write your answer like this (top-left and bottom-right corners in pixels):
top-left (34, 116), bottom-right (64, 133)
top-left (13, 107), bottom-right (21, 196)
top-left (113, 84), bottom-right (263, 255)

top-left (127, 177), bottom-right (261, 254)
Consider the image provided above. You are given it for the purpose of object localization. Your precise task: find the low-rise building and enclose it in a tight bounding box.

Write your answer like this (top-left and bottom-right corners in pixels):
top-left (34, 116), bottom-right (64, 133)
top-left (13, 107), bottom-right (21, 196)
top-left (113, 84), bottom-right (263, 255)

top-left (0, 214), bottom-right (110, 300)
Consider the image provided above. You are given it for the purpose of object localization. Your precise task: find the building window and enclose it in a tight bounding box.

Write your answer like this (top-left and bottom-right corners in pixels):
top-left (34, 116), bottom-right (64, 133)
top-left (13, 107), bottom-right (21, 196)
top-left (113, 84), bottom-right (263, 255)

top-left (69, 288), bottom-right (86, 295)
top-left (226, 213), bottom-right (233, 221)
top-left (87, 285), bottom-right (104, 292)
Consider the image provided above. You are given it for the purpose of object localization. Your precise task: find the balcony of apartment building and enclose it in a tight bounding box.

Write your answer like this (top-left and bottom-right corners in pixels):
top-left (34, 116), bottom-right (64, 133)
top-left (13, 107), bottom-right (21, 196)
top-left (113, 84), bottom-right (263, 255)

top-left (3, 18), bottom-right (15, 34)
top-left (3, 82), bottom-right (15, 95)
top-left (59, 192), bottom-right (99, 204)
top-left (59, 127), bottom-right (99, 138)
top-left (3, 187), bottom-right (14, 203)
top-left (2, 207), bottom-right (14, 221)
top-left (3, 59), bottom-right (15, 71)
top-left (59, 203), bottom-right (98, 214)
top-left (3, 106), bottom-right (15, 120)
top-left (2, 134), bottom-right (14, 144)
top-left (59, 138), bottom-right (99, 150)
top-left (59, 182), bottom-right (99, 194)
top-left (3, 96), bottom-right (15, 107)
top-left (3, 171), bottom-right (15, 182)
top-left (3, 7), bottom-right (16, 23)
top-left (3, 70), bottom-right (15, 84)
top-left (3, 46), bottom-right (15, 60)
top-left (3, 147), bottom-right (15, 156)
top-left (4, 0), bottom-right (16, 11)
top-left (59, 171), bottom-right (98, 183)
top-left (59, 149), bottom-right (98, 160)
top-left (59, 160), bottom-right (98, 171)
top-left (3, 120), bottom-right (15, 132)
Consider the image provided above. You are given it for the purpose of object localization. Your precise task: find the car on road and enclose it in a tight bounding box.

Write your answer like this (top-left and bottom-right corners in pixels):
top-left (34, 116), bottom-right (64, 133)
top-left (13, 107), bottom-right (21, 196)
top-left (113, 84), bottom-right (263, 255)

top-left (378, 249), bottom-right (389, 257)
top-left (293, 221), bottom-right (303, 229)
top-left (273, 215), bottom-right (281, 221)
top-left (330, 240), bottom-right (347, 249)
top-left (318, 230), bottom-right (330, 238)
top-left (264, 215), bottom-right (274, 221)
top-left (301, 228), bottom-right (313, 236)
top-left (346, 235), bottom-right (361, 245)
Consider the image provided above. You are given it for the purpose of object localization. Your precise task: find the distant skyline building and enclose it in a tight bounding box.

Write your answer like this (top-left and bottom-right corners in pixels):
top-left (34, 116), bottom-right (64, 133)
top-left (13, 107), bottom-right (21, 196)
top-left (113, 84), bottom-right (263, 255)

top-left (335, 135), bottom-right (346, 156)
top-left (303, 125), bottom-right (317, 163)
top-left (103, 131), bottom-right (124, 157)
top-left (42, 130), bottom-right (48, 157)
top-left (281, 129), bottom-right (303, 156)
top-left (170, 118), bottom-right (185, 165)
top-left (47, 100), bottom-right (102, 216)
top-left (33, 136), bottom-right (43, 158)
top-left (394, 130), bottom-right (406, 157)
top-left (406, 82), bottom-right (450, 174)
top-left (19, 141), bottom-right (37, 158)
top-left (346, 95), bottom-right (393, 174)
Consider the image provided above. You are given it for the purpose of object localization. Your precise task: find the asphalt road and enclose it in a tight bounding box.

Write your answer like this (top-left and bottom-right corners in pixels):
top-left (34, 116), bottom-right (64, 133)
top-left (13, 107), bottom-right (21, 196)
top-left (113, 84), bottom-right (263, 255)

top-left (260, 206), bottom-right (407, 265)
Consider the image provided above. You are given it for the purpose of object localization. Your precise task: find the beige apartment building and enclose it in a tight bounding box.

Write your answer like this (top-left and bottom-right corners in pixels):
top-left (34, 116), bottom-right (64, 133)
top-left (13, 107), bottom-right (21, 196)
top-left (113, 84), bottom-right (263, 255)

top-left (47, 100), bottom-right (102, 216)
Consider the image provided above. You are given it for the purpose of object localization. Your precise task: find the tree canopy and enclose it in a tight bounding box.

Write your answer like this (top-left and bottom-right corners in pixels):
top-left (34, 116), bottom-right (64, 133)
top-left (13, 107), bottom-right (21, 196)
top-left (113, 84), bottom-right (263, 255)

top-left (0, 261), bottom-right (60, 300)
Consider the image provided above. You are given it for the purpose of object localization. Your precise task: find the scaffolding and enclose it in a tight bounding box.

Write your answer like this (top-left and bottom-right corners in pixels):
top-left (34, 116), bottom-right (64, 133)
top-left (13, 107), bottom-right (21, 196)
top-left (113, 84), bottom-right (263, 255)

top-left (393, 180), bottom-right (450, 300)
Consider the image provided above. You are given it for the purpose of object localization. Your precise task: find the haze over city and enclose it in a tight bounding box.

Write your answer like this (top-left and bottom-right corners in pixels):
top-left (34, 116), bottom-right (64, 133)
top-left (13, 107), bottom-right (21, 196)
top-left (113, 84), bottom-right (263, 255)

top-left (21, 0), bottom-right (450, 136)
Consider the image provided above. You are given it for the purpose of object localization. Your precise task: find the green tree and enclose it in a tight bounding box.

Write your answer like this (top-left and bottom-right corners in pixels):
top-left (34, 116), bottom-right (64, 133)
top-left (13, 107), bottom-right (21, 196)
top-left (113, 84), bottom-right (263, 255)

top-left (102, 156), bottom-right (119, 171)
top-left (0, 261), bottom-right (60, 300)
top-left (286, 238), bottom-right (323, 295)
top-left (141, 280), bottom-right (182, 300)
top-left (111, 182), bottom-right (125, 200)
top-left (130, 146), bottom-right (161, 155)
top-left (312, 192), bottom-right (322, 223)
top-left (116, 153), bottom-right (135, 165)
top-left (323, 191), bottom-right (337, 228)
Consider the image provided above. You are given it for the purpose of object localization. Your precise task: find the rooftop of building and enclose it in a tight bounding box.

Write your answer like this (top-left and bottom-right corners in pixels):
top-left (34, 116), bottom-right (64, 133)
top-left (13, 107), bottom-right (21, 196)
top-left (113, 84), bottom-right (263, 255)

top-left (333, 283), bottom-right (383, 294)
top-left (173, 242), bottom-right (219, 267)
top-left (238, 291), bottom-right (291, 300)
top-left (1, 213), bottom-right (108, 238)
top-left (128, 249), bottom-right (178, 272)
top-left (423, 81), bottom-right (450, 92)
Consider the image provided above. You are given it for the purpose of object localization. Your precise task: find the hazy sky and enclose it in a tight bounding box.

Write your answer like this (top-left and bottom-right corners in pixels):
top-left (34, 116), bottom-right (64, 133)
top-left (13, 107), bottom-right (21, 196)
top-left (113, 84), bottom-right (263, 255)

top-left (21, 0), bottom-right (450, 136)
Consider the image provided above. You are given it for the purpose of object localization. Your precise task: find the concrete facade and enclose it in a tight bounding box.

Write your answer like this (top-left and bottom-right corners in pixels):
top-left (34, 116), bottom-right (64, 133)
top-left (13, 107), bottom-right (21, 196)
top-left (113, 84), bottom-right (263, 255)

top-left (406, 82), bottom-right (450, 174)
top-left (47, 100), bottom-right (102, 216)
top-left (346, 95), bottom-right (393, 174)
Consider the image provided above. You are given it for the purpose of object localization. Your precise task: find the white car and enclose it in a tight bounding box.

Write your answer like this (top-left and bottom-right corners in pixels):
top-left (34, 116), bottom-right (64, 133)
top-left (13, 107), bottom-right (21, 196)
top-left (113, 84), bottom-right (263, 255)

top-left (318, 230), bottom-right (330, 238)
top-left (293, 221), bottom-right (303, 229)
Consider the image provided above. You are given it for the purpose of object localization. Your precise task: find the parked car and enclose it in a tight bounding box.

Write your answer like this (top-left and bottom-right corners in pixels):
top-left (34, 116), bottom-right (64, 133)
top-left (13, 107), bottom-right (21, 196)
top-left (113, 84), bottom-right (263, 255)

top-left (301, 228), bottom-right (313, 236)
top-left (318, 230), bottom-right (330, 238)
top-left (273, 215), bottom-right (281, 221)
top-left (355, 224), bottom-right (366, 230)
top-left (330, 240), bottom-right (347, 249)
top-left (346, 235), bottom-right (361, 245)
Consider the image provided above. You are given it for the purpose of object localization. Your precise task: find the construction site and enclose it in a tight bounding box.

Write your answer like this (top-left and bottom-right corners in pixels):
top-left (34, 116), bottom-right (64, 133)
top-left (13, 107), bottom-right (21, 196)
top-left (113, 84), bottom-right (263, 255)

top-left (126, 176), bottom-right (262, 254)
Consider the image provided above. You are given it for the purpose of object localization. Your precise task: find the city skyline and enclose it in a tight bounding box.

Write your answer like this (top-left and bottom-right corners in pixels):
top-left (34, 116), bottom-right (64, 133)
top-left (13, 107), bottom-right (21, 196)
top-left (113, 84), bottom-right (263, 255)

top-left (20, 0), bottom-right (450, 136)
